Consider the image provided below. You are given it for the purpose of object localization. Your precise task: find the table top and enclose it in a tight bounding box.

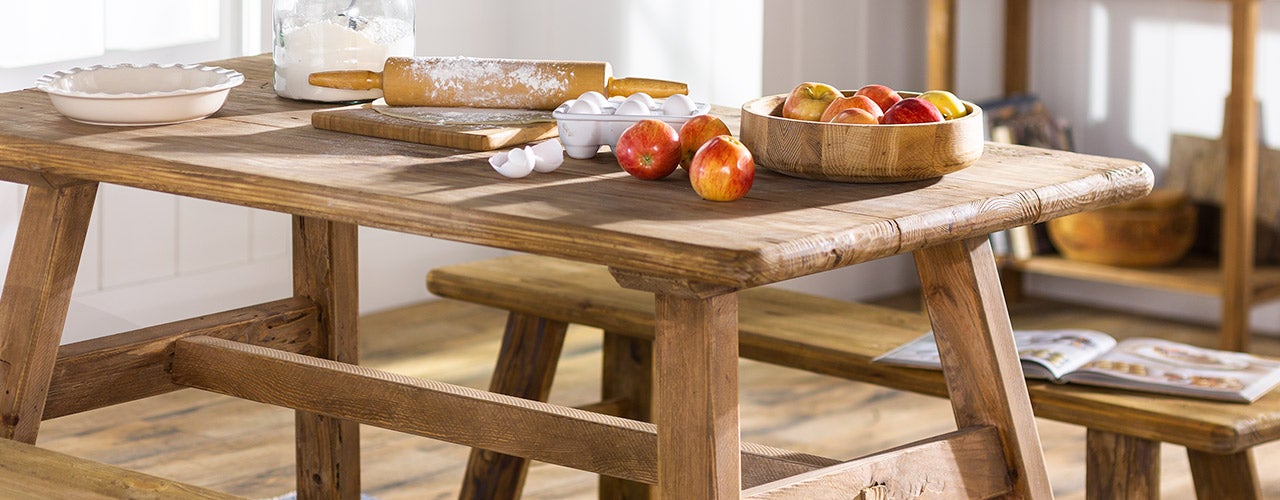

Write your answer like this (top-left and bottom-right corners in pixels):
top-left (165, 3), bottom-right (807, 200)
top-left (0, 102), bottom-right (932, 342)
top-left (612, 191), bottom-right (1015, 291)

top-left (0, 54), bottom-right (1151, 288)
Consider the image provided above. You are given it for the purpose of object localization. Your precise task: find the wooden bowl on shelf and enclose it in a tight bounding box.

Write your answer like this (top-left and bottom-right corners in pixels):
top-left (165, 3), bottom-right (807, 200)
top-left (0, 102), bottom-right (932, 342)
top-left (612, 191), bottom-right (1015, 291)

top-left (738, 91), bottom-right (984, 183)
top-left (1047, 189), bottom-right (1197, 267)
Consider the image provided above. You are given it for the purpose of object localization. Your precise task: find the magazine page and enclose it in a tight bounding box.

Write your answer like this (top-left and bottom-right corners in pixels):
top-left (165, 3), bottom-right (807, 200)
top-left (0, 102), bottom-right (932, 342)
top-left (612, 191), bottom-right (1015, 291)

top-left (1062, 338), bottom-right (1280, 403)
top-left (1014, 329), bottom-right (1117, 380)
top-left (873, 329), bottom-right (1117, 381)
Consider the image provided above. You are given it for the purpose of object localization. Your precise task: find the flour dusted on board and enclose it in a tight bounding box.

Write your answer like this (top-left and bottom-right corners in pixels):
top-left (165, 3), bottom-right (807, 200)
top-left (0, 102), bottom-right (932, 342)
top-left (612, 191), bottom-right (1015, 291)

top-left (274, 15), bottom-right (414, 102)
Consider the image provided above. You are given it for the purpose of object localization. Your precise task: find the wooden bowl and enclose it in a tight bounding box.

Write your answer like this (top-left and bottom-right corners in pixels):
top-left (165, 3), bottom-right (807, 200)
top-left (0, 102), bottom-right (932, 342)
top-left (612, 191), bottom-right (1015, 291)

top-left (1047, 189), bottom-right (1197, 267)
top-left (739, 91), bottom-right (984, 183)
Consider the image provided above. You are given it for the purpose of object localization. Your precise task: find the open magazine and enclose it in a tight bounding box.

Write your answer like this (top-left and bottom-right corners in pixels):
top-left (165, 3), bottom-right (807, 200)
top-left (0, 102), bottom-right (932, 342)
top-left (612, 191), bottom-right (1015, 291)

top-left (873, 329), bottom-right (1280, 403)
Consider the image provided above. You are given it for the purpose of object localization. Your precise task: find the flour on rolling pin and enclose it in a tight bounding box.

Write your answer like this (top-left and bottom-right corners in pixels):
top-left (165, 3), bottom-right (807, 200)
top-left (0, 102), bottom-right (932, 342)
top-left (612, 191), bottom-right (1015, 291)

top-left (309, 57), bottom-right (688, 110)
top-left (369, 99), bottom-right (555, 127)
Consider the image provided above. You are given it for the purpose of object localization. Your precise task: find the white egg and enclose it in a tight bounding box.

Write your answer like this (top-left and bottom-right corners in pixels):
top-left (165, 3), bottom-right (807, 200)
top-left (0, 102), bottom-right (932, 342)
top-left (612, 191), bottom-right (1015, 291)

top-left (488, 151), bottom-right (509, 170)
top-left (567, 98), bottom-right (602, 115)
top-left (622, 92), bottom-right (657, 110)
top-left (613, 98), bottom-right (651, 116)
top-left (530, 139), bottom-right (565, 173)
top-left (662, 94), bottom-right (697, 116)
top-left (493, 147), bottom-right (535, 178)
top-left (576, 91), bottom-right (609, 109)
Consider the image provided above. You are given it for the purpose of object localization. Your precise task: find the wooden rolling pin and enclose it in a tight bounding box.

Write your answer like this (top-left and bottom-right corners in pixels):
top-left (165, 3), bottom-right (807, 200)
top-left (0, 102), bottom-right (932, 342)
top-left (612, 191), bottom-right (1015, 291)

top-left (308, 56), bottom-right (687, 110)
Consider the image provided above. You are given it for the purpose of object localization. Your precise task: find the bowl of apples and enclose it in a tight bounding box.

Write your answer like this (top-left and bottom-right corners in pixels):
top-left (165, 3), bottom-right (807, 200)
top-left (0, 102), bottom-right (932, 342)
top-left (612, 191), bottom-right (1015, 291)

top-left (739, 83), bottom-right (984, 183)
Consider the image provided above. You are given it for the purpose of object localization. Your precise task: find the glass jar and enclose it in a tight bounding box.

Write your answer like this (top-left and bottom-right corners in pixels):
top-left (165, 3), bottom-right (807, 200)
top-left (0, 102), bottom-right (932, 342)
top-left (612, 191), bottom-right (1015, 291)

top-left (273, 0), bottom-right (415, 102)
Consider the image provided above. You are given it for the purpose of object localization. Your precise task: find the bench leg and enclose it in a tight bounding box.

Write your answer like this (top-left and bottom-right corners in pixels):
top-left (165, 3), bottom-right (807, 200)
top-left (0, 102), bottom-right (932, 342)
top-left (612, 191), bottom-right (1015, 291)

top-left (1085, 429), bottom-right (1159, 500)
top-left (1187, 448), bottom-right (1261, 500)
top-left (599, 332), bottom-right (653, 500)
top-left (458, 312), bottom-right (569, 500)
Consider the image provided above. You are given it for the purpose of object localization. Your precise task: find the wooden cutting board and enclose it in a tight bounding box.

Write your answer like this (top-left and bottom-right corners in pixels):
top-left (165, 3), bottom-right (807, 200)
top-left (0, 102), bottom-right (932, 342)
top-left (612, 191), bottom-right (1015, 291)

top-left (311, 107), bottom-right (559, 151)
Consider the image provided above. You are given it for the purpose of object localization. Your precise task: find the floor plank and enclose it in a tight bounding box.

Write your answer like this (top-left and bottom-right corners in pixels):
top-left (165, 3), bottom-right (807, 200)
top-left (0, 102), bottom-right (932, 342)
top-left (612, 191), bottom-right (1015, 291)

top-left (33, 293), bottom-right (1280, 499)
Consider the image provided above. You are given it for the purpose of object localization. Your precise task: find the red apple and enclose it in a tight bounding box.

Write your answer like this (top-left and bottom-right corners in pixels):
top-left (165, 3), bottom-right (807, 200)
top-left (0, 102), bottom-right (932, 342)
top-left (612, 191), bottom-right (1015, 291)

top-left (829, 108), bottom-right (880, 125)
top-left (678, 114), bottom-right (732, 169)
top-left (821, 94), bottom-right (882, 122)
top-left (688, 135), bottom-right (754, 202)
top-left (853, 84), bottom-right (902, 116)
top-left (781, 82), bottom-right (841, 121)
top-left (881, 97), bottom-right (944, 124)
top-left (615, 119), bottom-right (681, 180)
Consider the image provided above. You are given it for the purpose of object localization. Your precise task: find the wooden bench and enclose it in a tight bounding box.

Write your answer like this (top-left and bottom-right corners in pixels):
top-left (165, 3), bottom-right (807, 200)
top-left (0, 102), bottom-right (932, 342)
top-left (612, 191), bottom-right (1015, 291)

top-left (0, 436), bottom-right (242, 499)
top-left (428, 254), bottom-right (1280, 500)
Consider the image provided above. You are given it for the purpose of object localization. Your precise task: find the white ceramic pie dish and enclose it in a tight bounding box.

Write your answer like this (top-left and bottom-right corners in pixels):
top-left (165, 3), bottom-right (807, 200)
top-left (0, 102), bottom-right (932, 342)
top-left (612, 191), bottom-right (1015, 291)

top-left (35, 63), bottom-right (244, 126)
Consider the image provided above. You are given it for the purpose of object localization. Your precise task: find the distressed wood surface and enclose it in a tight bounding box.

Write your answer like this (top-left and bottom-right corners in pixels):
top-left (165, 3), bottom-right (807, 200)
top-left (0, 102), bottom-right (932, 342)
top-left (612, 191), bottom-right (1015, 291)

top-left (0, 182), bottom-right (97, 443)
top-left (0, 436), bottom-right (244, 499)
top-left (292, 216), bottom-right (361, 500)
top-left (1, 54), bottom-right (1151, 289)
top-left (1085, 429), bottom-right (1159, 500)
top-left (1188, 447), bottom-right (1262, 500)
top-left (599, 332), bottom-right (654, 499)
top-left (44, 297), bottom-right (320, 419)
top-left (459, 312), bottom-right (569, 500)
top-left (427, 254), bottom-right (1280, 455)
top-left (168, 336), bottom-right (836, 490)
top-left (311, 107), bottom-right (559, 151)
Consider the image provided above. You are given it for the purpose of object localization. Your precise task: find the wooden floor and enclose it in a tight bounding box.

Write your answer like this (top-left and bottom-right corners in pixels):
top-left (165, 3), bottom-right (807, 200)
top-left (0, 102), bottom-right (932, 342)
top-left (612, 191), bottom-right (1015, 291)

top-left (34, 291), bottom-right (1280, 499)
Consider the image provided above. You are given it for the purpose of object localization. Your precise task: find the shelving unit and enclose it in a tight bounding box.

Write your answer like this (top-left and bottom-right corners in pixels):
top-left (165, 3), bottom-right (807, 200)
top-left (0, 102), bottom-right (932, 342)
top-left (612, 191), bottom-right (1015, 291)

top-left (927, 0), bottom-right (1265, 351)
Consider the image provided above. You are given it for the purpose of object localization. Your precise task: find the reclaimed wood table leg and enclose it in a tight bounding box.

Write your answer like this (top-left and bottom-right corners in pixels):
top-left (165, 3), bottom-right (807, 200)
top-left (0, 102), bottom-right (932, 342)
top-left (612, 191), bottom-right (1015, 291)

top-left (292, 216), bottom-right (360, 499)
top-left (1085, 429), bottom-right (1159, 500)
top-left (1187, 448), bottom-right (1261, 500)
top-left (914, 237), bottom-right (1053, 499)
top-left (611, 269), bottom-right (740, 500)
top-left (0, 181), bottom-right (97, 443)
top-left (459, 312), bottom-right (569, 500)
top-left (599, 332), bottom-right (654, 500)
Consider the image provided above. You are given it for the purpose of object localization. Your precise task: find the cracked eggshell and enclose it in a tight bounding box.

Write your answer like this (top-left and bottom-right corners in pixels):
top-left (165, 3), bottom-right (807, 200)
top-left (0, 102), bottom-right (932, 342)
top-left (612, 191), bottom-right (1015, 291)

top-left (493, 147), bottom-right (535, 178)
top-left (530, 139), bottom-right (564, 173)
top-left (662, 94), bottom-right (696, 116)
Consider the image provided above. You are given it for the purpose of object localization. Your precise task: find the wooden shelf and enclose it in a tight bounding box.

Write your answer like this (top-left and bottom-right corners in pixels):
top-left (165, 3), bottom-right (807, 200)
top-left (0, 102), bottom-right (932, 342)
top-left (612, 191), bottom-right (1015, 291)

top-left (1007, 256), bottom-right (1280, 304)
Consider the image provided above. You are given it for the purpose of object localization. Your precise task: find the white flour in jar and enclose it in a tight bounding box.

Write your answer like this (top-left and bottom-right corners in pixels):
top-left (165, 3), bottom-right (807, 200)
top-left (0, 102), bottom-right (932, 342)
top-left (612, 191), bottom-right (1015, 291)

top-left (274, 16), bottom-right (413, 102)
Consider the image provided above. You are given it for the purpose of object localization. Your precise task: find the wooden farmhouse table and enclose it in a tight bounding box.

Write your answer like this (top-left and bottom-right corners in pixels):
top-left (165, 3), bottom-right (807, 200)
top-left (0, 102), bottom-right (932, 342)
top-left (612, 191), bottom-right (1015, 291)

top-left (0, 54), bottom-right (1152, 498)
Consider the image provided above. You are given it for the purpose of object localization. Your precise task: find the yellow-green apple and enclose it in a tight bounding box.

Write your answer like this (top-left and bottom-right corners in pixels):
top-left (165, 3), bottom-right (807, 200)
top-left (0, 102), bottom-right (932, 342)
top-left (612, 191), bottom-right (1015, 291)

top-left (615, 119), bottom-right (681, 180)
top-left (782, 82), bottom-right (840, 121)
top-left (688, 135), bottom-right (754, 202)
top-left (678, 114), bottom-right (732, 169)
top-left (918, 90), bottom-right (968, 119)
top-left (821, 95), bottom-right (883, 122)
top-left (829, 108), bottom-right (880, 125)
top-left (853, 84), bottom-right (902, 117)
top-left (882, 97), bottom-right (944, 124)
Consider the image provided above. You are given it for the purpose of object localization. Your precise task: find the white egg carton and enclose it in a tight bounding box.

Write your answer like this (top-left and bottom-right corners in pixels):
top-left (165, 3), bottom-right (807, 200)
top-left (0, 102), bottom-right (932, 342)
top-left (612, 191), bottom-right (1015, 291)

top-left (553, 91), bottom-right (710, 159)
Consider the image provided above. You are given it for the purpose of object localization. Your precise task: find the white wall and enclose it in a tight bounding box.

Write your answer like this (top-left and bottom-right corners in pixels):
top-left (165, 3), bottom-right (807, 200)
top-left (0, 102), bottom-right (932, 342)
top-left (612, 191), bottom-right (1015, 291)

top-left (4, 0), bottom-right (1279, 342)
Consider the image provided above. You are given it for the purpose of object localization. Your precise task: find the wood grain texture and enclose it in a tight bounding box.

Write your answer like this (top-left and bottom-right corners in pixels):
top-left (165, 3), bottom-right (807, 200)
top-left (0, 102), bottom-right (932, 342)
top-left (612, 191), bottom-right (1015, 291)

top-left (742, 427), bottom-right (1009, 499)
top-left (169, 336), bottom-right (834, 490)
top-left (44, 297), bottom-right (320, 419)
top-left (599, 332), bottom-right (654, 500)
top-left (0, 182), bottom-right (97, 443)
top-left (1221, 0), bottom-right (1261, 352)
top-left (311, 107), bottom-right (558, 151)
top-left (913, 237), bottom-right (1051, 498)
top-left (652, 291), bottom-right (740, 499)
top-left (427, 254), bottom-right (1280, 454)
top-left (0, 437), bottom-right (244, 499)
top-left (739, 93), bottom-right (984, 183)
top-left (1188, 447), bottom-right (1262, 499)
top-left (0, 54), bottom-right (1152, 290)
top-left (459, 312), bottom-right (569, 500)
top-left (292, 216), bottom-right (361, 500)
top-left (1085, 429), bottom-right (1159, 500)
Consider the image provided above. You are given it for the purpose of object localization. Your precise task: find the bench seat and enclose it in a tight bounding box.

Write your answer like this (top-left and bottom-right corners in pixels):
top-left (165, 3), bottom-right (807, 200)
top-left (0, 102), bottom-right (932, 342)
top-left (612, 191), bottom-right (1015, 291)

top-left (428, 254), bottom-right (1280, 499)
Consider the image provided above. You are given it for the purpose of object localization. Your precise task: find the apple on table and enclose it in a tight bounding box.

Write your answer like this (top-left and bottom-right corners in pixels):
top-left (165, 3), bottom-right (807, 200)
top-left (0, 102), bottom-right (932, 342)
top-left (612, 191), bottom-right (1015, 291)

top-left (615, 119), bottom-right (681, 180)
top-left (678, 114), bottom-right (732, 169)
top-left (688, 135), bottom-right (754, 202)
